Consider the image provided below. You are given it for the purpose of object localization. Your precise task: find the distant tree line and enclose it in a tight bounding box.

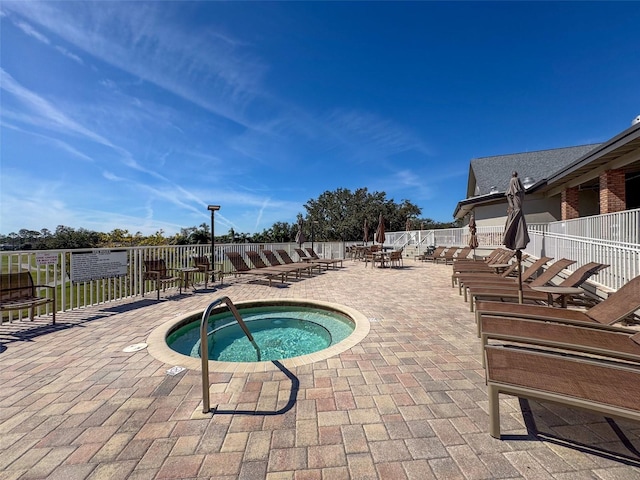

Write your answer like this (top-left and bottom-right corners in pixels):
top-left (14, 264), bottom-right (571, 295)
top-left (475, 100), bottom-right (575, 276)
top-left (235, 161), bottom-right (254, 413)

top-left (0, 188), bottom-right (460, 250)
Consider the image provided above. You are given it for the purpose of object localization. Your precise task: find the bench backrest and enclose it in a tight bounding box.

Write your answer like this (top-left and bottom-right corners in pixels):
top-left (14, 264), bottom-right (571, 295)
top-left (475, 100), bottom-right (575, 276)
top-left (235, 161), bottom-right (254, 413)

top-left (143, 259), bottom-right (168, 277)
top-left (192, 256), bottom-right (211, 271)
top-left (0, 272), bottom-right (35, 301)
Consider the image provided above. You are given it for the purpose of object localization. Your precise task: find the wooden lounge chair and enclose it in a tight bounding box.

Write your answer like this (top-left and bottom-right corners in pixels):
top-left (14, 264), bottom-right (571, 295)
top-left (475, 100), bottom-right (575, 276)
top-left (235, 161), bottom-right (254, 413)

top-left (434, 247), bottom-right (460, 265)
top-left (452, 247), bottom-right (506, 265)
top-left (305, 248), bottom-right (344, 268)
top-left (276, 249), bottom-right (322, 274)
top-left (261, 250), bottom-right (314, 278)
top-left (480, 314), bottom-right (639, 367)
top-left (225, 252), bottom-right (287, 287)
top-left (475, 273), bottom-right (640, 336)
top-left (452, 246), bottom-right (472, 261)
top-left (142, 259), bottom-right (181, 300)
top-left (451, 256), bottom-right (518, 286)
top-left (466, 258), bottom-right (574, 306)
top-left (421, 245), bottom-right (446, 262)
top-left (244, 250), bottom-right (302, 281)
top-left (451, 248), bottom-right (515, 272)
top-left (294, 248), bottom-right (332, 270)
top-left (458, 256), bottom-right (553, 298)
top-left (485, 333), bottom-right (640, 438)
top-left (468, 260), bottom-right (607, 312)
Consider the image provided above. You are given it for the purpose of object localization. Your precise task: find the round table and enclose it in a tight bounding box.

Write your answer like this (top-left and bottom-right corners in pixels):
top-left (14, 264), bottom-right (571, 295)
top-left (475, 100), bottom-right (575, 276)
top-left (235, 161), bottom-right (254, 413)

top-left (531, 286), bottom-right (584, 308)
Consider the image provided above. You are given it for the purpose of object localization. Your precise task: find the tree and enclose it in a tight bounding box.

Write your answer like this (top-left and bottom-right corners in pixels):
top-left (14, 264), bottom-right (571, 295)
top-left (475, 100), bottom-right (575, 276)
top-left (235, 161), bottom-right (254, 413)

top-left (303, 187), bottom-right (423, 241)
top-left (189, 223), bottom-right (210, 244)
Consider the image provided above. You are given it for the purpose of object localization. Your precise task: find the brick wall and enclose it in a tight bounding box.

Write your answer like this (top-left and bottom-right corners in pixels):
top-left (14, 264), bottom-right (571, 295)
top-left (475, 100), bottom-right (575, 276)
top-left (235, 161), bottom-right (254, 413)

top-left (599, 169), bottom-right (626, 214)
top-left (561, 187), bottom-right (580, 220)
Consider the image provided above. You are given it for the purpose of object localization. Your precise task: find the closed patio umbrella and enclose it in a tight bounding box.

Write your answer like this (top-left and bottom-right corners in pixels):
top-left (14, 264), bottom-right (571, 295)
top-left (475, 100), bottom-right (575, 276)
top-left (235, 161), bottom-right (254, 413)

top-left (468, 213), bottom-right (479, 258)
top-left (502, 172), bottom-right (530, 303)
top-left (375, 213), bottom-right (386, 246)
top-left (295, 219), bottom-right (306, 246)
top-left (363, 218), bottom-right (369, 245)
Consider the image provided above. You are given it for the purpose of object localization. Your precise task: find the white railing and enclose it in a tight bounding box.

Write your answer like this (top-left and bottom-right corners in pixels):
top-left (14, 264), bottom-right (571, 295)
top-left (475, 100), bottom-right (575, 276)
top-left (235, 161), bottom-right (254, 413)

top-left (525, 231), bottom-right (640, 291)
top-left (382, 231), bottom-right (435, 251)
top-left (547, 208), bottom-right (640, 244)
top-left (3, 221), bottom-right (639, 318)
top-left (0, 242), bottom-right (349, 319)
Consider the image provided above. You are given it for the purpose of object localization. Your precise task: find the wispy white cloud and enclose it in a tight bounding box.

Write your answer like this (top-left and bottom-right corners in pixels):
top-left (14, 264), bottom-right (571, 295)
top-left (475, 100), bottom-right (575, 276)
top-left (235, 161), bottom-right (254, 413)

top-left (15, 19), bottom-right (50, 44)
top-left (1, 121), bottom-right (94, 162)
top-left (13, 17), bottom-right (83, 64)
top-left (325, 108), bottom-right (431, 161)
top-left (55, 45), bottom-right (83, 64)
top-left (1, 68), bottom-right (114, 147)
top-left (3, 1), bottom-right (267, 129)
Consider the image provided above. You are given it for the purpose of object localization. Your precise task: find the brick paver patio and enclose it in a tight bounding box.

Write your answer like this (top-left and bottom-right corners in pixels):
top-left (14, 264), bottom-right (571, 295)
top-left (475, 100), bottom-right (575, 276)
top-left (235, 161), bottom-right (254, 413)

top-left (1, 260), bottom-right (640, 479)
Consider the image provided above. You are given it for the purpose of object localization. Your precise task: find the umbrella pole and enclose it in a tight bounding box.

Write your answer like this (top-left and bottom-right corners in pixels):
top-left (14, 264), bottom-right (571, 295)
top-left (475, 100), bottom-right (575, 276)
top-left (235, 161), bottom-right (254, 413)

top-left (516, 250), bottom-right (523, 303)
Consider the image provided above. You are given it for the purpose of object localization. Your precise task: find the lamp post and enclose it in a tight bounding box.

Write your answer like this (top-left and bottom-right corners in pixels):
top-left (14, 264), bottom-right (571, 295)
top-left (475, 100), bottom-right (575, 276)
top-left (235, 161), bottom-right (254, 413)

top-left (311, 221), bottom-right (319, 253)
top-left (207, 205), bottom-right (220, 283)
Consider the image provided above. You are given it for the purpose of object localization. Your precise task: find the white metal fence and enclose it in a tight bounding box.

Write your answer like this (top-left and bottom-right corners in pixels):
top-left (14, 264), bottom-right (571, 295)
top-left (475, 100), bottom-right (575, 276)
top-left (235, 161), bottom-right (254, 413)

top-left (547, 207), bottom-right (640, 244)
top-left (3, 210), bottom-right (639, 319)
top-left (0, 242), bottom-right (347, 320)
top-left (525, 231), bottom-right (640, 291)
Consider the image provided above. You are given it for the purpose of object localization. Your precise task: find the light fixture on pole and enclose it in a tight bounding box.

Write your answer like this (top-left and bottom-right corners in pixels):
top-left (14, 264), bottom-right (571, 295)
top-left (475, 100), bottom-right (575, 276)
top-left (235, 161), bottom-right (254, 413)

top-left (311, 221), bottom-right (319, 253)
top-left (207, 205), bottom-right (220, 283)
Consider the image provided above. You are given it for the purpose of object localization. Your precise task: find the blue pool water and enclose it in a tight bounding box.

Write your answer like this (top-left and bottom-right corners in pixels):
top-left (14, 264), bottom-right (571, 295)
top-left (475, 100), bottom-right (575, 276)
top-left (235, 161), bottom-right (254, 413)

top-left (166, 305), bottom-right (355, 362)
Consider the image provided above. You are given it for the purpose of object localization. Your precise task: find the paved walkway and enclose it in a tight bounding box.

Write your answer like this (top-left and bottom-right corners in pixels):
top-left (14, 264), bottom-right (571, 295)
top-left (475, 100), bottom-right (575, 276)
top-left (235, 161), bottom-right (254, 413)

top-left (1, 260), bottom-right (640, 479)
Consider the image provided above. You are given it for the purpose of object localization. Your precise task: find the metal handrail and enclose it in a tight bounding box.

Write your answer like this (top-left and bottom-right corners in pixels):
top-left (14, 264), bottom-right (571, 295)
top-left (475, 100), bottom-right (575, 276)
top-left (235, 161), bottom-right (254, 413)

top-left (200, 296), bottom-right (260, 413)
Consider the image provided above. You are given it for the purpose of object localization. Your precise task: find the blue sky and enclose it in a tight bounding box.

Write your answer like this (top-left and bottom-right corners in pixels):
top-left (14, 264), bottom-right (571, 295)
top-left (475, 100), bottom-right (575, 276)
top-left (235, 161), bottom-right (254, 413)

top-left (1, 1), bottom-right (639, 236)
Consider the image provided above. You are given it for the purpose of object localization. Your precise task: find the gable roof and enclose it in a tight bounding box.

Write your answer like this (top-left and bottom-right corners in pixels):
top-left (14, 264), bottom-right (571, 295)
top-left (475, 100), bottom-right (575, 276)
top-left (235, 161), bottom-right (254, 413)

top-left (468, 144), bottom-right (601, 197)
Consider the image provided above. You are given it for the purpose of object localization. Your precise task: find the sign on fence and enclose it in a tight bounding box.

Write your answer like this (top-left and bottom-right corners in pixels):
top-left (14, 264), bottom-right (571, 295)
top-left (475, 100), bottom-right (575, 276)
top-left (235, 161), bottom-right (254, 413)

top-left (36, 252), bottom-right (58, 265)
top-left (71, 250), bottom-right (128, 283)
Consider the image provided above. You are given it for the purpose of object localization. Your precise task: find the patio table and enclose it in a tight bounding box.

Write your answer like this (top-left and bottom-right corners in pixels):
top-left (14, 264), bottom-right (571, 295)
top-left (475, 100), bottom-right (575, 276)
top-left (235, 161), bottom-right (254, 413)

top-left (531, 286), bottom-right (584, 308)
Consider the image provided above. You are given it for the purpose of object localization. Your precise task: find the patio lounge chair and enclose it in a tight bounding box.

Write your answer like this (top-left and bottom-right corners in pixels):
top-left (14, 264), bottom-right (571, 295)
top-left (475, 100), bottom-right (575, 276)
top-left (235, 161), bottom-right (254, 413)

top-left (305, 248), bottom-right (344, 268)
top-left (294, 248), bottom-right (337, 270)
top-left (275, 249), bottom-right (323, 274)
top-left (465, 258), bottom-right (574, 304)
top-left (452, 246), bottom-right (472, 261)
top-left (484, 334), bottom-right (640, 439)
top-left (245, 250), bottom-right (301, 281)
top-left (451, 248), bottom-right (515, 272)
top-left (261, 249), bottom-right (314, 278)
top-left (434, 247), bottom-right (460, 264)
top-left (468, 260), bottom-right (607, 312)
top-left (480, 313), bottom-right (639, 367)
top-left (457, 256), bottom-right (553, 298)
top-left (475, 273), bottom-right (640, 336)
top-left (452, 247), bottom-right (506, 265)
top-left (142, 259), bottom-right (181, 300)
top-left (225, 252), bottom-right (287, 287)
top-left (420, 245), bottom-right (446, 262)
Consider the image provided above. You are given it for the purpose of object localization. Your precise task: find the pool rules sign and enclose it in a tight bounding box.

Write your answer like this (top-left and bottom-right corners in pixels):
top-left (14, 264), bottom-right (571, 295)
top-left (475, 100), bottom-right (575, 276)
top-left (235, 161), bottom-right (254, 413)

top-left (71, 250), bottom-right (128, 283)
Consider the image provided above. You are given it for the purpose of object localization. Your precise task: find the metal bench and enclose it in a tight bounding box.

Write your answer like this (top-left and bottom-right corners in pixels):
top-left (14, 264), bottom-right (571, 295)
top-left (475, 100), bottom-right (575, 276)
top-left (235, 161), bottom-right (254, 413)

top-left (1, 272), bottom-right (56, 324)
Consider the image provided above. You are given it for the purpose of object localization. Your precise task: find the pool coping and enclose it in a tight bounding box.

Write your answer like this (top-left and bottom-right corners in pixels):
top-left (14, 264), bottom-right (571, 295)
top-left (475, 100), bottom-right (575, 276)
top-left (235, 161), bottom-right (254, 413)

top-left (146, 298), bottom-right (370, 373)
